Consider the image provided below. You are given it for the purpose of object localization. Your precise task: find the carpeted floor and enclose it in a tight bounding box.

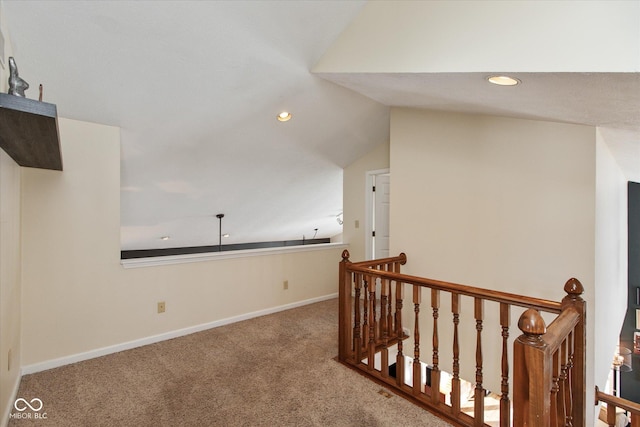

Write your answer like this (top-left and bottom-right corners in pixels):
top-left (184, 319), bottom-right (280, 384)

top-left (9, 298), bottom-right (453, 427)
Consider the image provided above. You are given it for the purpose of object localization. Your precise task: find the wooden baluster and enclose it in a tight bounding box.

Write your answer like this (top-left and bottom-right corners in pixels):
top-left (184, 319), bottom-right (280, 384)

top-left (550, 351), bottom-right (560, 427)
top-left (557, 338), bottom-right (568, 427)
top-left (339, 250), bottom-right (353, 361)
top-left (393, 260), bottom-right (403, 339)
top-left (393, 256), bottom-right (404, 333)
top-left (373, 274), bottom-right (379, 343)
top-left (606, 403), bottom-right (616, 426)
top-left (499, 303), bottom-right (510, 427)
top-left (565, 330), bottom-right (574, 427)
top-left (431, 289), bottom-right (441, 404)
top-left (386, 265), bottom-right (394, 339)
top-left (353, 273), bottom-right (362, 362)
top-left (380, 275), bottom-right (389, 377)
top-left (395, 281), bottom-right (405, 387)
top-left (380, 276), bottom-right (388, 333)
top-left (451, 293), bottom-right (461, 416)
top-left (474, 298), bottom-right (485, 426)
top-left (372, 276), bottom-right (379, 343)
top-left (368, 275), bottom-right (377, 371)
top-left (413, 286), bottom-right (422, 396)
top-left (363, 277), bottom-right (369, 357)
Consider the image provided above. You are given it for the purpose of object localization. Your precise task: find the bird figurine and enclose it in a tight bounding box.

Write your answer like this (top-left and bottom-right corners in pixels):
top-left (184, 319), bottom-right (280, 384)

top-left (8, 57), bottom-right (29, 97)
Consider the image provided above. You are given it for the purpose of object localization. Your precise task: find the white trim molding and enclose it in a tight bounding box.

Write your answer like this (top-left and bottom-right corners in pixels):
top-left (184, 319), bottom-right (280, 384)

top-left (21, 293), bottom-right (338, 375)
top-left (121, 242), bottom-right (348, 269)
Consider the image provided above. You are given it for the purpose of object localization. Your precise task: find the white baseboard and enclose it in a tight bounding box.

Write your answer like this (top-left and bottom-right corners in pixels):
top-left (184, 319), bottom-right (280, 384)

top-left (1, 373), bottom-right (21, 427)
top-left (21, 293), bottom-right (337, 376)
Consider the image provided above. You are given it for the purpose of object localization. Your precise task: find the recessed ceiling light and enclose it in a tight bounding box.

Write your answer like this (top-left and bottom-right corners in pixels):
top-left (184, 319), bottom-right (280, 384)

top-left (277, 111), bottom-right (292, 122)
top-left (487, 75), bottom-right (520, 86)
top-left (222, 233), bottom-right (230, 238)
top-left (160, 236), bottom-right (170, 241)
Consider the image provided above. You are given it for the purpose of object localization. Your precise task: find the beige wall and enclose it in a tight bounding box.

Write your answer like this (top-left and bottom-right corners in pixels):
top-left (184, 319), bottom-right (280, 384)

top-left (390, 109), bottom-right (596, 291)
top-left (594, 130), bottom-right (628, 389)
top-left (389, 108), bottom-right (598, 425)
top-left (0, 5), bottom-right (22, 423)
top-left (0, 152), bottom-right (21, 424)
top-left (342, 141), bottom-right (389, 261)
top-left (21, 118), bottom-right (121, 366)
top-left (20, 118), bottom-right (343, 368)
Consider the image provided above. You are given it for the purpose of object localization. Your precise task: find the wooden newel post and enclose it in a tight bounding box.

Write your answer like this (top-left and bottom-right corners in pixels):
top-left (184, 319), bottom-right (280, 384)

top-left (513, 308), bottom-right (550, 427)
top-left (561, 278), bottom-right (586, 427)
top-left (339, 250), bottom-right (352, 361)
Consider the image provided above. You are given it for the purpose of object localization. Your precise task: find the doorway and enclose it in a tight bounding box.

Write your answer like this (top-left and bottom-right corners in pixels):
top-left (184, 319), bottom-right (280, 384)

top-left (366, 169), bottom-right (390, 260)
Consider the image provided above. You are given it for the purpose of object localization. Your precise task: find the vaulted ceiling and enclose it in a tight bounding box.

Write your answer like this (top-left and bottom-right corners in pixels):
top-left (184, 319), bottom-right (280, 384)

top-left (3, 1), bottom-right (639, 251)
top-left (3, 1), bottom-right (385, 250)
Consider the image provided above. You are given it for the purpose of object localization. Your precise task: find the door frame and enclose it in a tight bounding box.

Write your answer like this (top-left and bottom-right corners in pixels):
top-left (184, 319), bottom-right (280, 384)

top-left (365, 168), bottom-right (390, 260)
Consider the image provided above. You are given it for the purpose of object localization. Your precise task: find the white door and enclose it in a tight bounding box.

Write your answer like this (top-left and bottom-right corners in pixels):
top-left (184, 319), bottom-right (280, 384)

top-left (373, 173), bottom-right (390, 259)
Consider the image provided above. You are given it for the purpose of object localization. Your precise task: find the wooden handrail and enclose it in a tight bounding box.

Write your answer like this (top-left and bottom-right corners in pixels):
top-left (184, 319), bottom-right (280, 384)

top-left (347, 262), bottom-right (562, 313)
top-left (338, 250), bottom-right (587, 427)
top-left (595, 386), bottom-right (640, 426)
top-left (542, 308), bottom-right (580, 353)
top-left (348, 253), bottom-right (407, 268)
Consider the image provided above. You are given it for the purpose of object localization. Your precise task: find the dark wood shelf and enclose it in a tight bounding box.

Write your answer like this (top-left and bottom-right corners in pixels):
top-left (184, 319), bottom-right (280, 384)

top-left (0, 93), bottom-right (62, 170)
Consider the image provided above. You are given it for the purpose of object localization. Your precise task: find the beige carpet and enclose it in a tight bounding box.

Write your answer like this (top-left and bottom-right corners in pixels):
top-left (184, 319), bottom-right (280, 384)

top-left (9, 299), bottom-right (453, 427)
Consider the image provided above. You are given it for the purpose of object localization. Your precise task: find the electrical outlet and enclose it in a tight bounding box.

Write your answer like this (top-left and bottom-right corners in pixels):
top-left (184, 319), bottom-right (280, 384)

top-left (355, 220), bottom-right (360, 229)
top-left (157, 301), bottom-right (166, 313)
top-left (403, 328), bottom-right (410, 337)
top-left (283, 280), bottom-right (289, 290)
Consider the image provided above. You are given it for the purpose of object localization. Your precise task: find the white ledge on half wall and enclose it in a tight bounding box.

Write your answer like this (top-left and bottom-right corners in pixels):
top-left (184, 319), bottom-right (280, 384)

top-left (120, 242), bottom-right (348, 269)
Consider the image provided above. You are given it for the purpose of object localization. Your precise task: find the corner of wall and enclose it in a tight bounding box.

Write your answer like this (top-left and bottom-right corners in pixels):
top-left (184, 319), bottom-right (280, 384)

top-left (0, 3), bottom-right (23, 425)
top-left (343, 141), bottom-right (389, 261)
top-left (594, 132), bottom-right (629, 390)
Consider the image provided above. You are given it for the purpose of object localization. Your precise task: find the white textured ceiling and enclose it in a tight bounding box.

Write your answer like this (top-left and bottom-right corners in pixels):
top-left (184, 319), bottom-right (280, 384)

top-left (3, 1), bottom-right (639, 251)
top-left (3, 0), bottom-right (388, 250)
top-left (316, 73), bottom-right (640, 173)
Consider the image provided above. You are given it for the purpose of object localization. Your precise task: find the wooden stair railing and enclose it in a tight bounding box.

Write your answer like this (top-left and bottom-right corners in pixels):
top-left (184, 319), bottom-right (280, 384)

top-left (338, 250), bottom-right (587, 427)
top-left (512, 279), bottom-right (586, 427)
top-left (595, 386), bottom-right (640, 426)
